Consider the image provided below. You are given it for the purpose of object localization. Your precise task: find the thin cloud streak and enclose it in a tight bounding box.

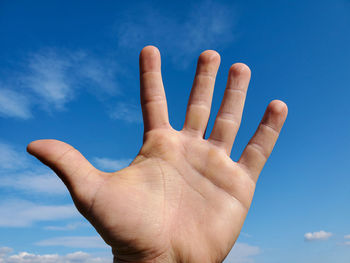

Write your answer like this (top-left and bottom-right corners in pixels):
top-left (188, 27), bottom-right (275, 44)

top-left (26, 51), bottom-right (73, 110)
top-left (0, 142), bottom-right (28, 170)
top-left (117, 0), bottom-right (237, 68)
top-left (0, 172), bottom-right (67, 195)
top-left (0, 200), bottom-right (79, 227)
top-left (0, 88), bottom-right (32, 119)
top-left (35, 236), bottom-right (108, 249)
top-left (44, 222), bottom-right (89, 231)
top-left (0, 248), bottom-right (111, 263)
top-left (25, 49), bottom-right (119, 111)
top-left (0, 49), bottom-right (120, 119)
top-left (109, 102), bottom-right (142, 123)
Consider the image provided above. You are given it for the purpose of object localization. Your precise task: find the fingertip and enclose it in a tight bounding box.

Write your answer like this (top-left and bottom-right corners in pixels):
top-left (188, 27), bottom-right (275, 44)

top-left (268, 100), bottom-right (288, 118)
top-left (139, 45), bottom-right (160, 60)
top-left (139, 45), bottom-right (161, 73)
top-left (198, 50), bottom-right (221, 65)
top-left (27, 139), bottom-right (68, 158)
top-left (27, 141), bottom-right (36, 154)
top-left (195, 50), bottom-right (221, 77)
top-left (27, 139), bottom-right (48, 155)
top-left (262, 100), bottom-right (288, 132)
top-left (229, 63), bottom-right (251, 77)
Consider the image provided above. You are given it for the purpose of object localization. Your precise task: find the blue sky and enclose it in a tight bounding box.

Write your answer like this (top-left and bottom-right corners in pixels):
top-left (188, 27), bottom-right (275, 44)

top-left (0, 0), bottom-right (349, 262)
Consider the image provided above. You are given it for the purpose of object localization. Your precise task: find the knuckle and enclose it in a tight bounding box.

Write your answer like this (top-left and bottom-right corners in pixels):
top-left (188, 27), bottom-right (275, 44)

top-left (141, 130), bottom-right (180, 159)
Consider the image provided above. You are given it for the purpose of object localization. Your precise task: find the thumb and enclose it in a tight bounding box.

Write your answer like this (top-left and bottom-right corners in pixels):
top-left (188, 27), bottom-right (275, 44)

top-left (27, 139), bottom-right (102, 210)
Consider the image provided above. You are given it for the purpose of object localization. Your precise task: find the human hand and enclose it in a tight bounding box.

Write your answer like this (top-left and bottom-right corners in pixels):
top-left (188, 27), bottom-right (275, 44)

top-left (27, 46), bottom-right (288, 263)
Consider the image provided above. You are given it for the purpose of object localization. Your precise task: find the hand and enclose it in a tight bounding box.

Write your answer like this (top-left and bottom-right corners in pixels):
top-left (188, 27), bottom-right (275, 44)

top-left (27, 46), bottom-right (288, 263)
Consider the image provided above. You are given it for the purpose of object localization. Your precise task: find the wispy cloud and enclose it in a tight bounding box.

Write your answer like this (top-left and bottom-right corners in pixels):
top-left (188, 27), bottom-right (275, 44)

top-left (240, 232), bottom-right (252, 238)
top-left (0, 142), bottom-right (79, 226)
top-left (44, 221), bottom-right (89, 231)
top-left (342, 235), bottom-right (350, 246)
top-left (0, 88), bottom-right (32, 119)
top-left (117, 0), bottom-right (237, 68)
top-left (93, 157), bottom-right (132, 172)
top-left (35, 236), bottom-right (108, 249)
top-left (0, 248), bottom-right (111, 263)
top-left (25, 49), bottom-right (119, 111)
top-left (0, 172), bottom-right (67, 195)
top-left (0, 199), bottom-right (79, 227)
top-left (224, 242), bottom-right (261, 263)
top-left (0, 0), bottom-right (237, 121)
top-left (26, 50), bottom-right (74, 110)
top-left (25, 51), bottom-right (73, 109)
top-left (108, 102), bottom-right (142, 123)
top-left (304, 230), bottom-right (333, 241)
top-left (0, 142), bottom-right (28, 170)
top-left (0, 49), bottom-right (120, 119)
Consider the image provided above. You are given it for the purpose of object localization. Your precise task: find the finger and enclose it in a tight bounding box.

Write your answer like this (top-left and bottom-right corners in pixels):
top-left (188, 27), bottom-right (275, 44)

top-left (209, 63), bottom-right (251, 155)
top-left (27, 139), bottom-right (102, 206)
top-left (139, 46), bottom-right (170, 133)
top-left (238, 100), bottom-right (288, 182)
top-left (183, 50), bottom-right (220, 136)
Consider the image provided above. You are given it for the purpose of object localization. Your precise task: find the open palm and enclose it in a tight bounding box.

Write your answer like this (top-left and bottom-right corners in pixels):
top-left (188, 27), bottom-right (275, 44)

top-left (27, 46), bottom-right (287, 263)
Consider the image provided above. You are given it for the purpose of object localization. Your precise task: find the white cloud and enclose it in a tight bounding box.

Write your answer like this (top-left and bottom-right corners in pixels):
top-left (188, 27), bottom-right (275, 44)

top-left (1, 1), bottom-right (236, 121)
top-left (224, 242), bottom-right (261, 263)
top-left (0, 249), bottom-right (111, 263)
top-left (35, 236), bottom-right (108, 249)
top-left (0, 247), bottom-right (13, 257)
top-left (44, 222), bottom-right (89, 231)
top-left (26, 50), bottom-right (74, 110)
top-left (0, 142), bottom-right (80, 228)
top-left (0, 89), bottom-right (32, 119)
top-left (25, 49), bottom-right (119, 111)
top-left (75, 55), bottom-right (119, 96)
top-left (0, 200), bottom-right (79, 227)
top-left (240, 232), bottom-right (252, 238)
top-left (93, 157), bottom-right (132, 172)
top-left (343, 235), bottom-right (350, 246)
top-left (117, 0), bottom-right (237, 68)
top-left (109, 102), bottom-right (142, 123)
top-left (0, 49), bottom-right (120, 119)
top-left (0, 142), bottom-right (28, 170)
top-left (0, 172), bottom-right (66, 195)
top-left (304, 230), bottom-right (333, 241)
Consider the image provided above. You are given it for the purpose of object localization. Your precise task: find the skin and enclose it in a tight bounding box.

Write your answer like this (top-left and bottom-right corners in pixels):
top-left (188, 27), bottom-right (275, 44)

top-left (27, 46), bottom-right (288, 263)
